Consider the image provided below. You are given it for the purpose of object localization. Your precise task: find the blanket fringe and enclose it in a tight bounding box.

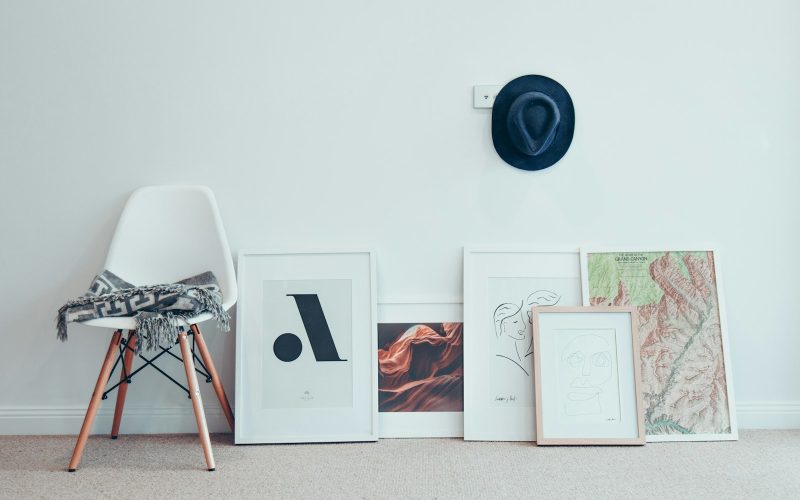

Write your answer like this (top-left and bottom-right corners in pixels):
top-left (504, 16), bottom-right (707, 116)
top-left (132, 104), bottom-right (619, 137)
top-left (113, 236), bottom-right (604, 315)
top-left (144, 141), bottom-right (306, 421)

top-left (56, 306), bottom-right (69, 343)
top-left (191, 288), bottom-right (231, 332)
top-left (137, 314), bottom-right (182, 352)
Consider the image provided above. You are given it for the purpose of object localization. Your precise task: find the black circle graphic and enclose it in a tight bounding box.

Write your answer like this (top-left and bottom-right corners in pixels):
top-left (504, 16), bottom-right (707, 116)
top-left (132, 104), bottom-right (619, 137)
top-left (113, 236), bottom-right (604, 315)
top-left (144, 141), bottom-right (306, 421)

top-left (273, 333), bottom-right (302, 362)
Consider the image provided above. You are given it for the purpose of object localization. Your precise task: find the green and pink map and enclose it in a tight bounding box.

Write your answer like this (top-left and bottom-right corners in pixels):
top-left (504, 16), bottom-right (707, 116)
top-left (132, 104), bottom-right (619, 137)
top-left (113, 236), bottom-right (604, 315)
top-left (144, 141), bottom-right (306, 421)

top-left (586, 251), bottom-right (733, 438)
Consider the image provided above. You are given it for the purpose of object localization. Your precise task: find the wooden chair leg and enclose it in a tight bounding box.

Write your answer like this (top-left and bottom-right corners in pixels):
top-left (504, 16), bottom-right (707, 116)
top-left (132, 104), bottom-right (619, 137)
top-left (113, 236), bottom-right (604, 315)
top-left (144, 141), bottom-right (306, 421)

top-left (178, 331), bottom-right (216, 471)
top-left (111, 330), bottom-right (137, 439)
top-left (190, 324), bottom-right (234, 432)
top-left (68, 330), bottom-right (123, 472)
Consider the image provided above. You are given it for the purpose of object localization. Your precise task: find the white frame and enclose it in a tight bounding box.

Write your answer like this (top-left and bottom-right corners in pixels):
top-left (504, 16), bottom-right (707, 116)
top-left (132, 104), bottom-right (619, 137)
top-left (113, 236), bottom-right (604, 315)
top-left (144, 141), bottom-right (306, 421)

top-left (580, 247), bottom-right (738, 442)
top-left (532, 306), bottom-right (646, 446)
top-left (235, 249), bottom-right (378, 444)
top-left (377, 300), bottom-right (464, 438)
top-left (463, 246), bottom-right (583, 441)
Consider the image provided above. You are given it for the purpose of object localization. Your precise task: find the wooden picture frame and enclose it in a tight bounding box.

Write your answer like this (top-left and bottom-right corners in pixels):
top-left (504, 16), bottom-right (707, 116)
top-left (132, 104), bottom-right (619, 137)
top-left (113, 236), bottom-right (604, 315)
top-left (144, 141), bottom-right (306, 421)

top-left (580, 248), bottom-right (737, 442)
top-left (235, 249), bottom-right (378, 444)
top-left (532, 306), bottom-right (645, 446)
top-left (462, 247), bottom-right (583, 441)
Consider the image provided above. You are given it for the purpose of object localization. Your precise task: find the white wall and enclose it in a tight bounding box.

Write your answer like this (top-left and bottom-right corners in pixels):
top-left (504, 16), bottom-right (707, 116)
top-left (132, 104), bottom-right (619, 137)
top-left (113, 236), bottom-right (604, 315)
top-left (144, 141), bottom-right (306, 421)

top-left (1, 0), bottom-right (798, 434)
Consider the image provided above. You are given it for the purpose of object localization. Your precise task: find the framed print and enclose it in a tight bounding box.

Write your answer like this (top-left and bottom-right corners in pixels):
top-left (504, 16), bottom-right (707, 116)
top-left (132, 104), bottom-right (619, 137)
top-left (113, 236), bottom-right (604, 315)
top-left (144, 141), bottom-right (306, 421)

top-left (463, 247), bottom-right (583, 441)
top-left (235, 250), bottom-right (378, 443)
top-left (581, 248), bottom-right (737, 442)
top-left (532, 307), bottom-right (646, 445)
top-left (377, 301), bottom-right (463, 438)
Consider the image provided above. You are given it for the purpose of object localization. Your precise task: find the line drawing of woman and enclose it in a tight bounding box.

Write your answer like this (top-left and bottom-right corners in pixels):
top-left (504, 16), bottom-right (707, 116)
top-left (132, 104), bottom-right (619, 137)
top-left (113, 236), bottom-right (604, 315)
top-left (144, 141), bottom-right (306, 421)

top-left (494, 301), bottom-right (530, 375)
top-left (493, 290), bottom-right (562, 376)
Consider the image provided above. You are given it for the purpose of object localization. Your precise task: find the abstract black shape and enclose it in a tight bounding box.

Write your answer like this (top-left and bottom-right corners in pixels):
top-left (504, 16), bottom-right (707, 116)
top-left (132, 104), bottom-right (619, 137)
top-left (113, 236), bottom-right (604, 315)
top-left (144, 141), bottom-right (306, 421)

top-left (287, 294), bottom-right (346, 362)
top-left (273, 332), bottom-right (303, 362)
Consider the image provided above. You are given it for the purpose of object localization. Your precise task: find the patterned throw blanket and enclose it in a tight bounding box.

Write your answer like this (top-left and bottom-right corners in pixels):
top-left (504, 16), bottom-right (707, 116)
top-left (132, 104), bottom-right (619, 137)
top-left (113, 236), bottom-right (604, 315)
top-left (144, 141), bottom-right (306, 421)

top-left (57, 270), bottom-right (230, 352)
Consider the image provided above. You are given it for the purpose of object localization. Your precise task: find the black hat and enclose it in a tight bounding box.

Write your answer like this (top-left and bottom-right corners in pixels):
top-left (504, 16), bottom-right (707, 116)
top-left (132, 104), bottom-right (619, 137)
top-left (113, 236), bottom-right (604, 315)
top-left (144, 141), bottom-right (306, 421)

top-left (492, 75), bottom-right (575, 171)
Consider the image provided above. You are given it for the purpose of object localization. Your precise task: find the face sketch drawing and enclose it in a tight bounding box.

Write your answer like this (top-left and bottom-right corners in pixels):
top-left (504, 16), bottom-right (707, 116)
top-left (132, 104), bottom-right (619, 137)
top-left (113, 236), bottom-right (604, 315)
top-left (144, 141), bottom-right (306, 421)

top-left (494, 290), bottom-right (561, 376)
top-left (560, 334), bottom-right (613, 416)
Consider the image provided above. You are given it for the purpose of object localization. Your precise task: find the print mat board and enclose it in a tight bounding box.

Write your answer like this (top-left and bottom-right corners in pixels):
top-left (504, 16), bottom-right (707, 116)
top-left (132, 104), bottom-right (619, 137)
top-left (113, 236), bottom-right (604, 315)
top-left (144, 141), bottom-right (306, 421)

top-left (235, 250), bottom-right (378, 444)
top-left (377, 301), bottom-right (463, 438)
top-left (580, 248), bottom-right (737, 442)
top-left (532, 307), bottom-right (646, 445)
top-left (463, 247), bottom-right (583, 441)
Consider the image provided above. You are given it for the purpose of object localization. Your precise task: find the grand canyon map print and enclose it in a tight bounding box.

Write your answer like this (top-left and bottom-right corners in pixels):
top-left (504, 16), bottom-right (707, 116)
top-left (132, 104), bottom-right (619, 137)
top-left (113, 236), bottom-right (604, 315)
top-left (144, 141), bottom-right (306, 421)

top-left (584, 251), bottom-right (734, 439)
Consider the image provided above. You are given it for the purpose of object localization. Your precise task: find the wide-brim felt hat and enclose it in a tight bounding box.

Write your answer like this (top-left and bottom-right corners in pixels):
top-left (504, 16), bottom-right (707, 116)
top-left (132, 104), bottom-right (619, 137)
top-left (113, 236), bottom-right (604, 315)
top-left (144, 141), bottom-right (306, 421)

top-left (492, 75), bottom-right (575, 171)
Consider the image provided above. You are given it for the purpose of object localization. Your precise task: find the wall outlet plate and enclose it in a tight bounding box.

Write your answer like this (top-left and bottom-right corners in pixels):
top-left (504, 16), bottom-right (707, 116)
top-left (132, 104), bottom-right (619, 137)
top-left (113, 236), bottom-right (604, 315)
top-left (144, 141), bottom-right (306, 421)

top-left (473, 85), bottom-right (502, 109)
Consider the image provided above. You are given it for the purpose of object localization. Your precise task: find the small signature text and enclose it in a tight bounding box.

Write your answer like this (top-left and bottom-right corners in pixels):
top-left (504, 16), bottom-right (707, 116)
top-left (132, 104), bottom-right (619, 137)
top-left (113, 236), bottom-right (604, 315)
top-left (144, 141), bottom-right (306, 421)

top-left (495, 395), bottom-right (517, 403)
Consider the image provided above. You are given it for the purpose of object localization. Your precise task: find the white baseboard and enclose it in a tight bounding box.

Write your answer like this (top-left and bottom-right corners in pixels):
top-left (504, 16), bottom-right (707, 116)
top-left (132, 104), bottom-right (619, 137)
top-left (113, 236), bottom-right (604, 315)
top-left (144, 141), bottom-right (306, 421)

top-left (1, 401), bottom-right (798, 435)
top-left (0, 405), bottom-right (231, 436)
top-left (736, 401), bottom-right (800, 429)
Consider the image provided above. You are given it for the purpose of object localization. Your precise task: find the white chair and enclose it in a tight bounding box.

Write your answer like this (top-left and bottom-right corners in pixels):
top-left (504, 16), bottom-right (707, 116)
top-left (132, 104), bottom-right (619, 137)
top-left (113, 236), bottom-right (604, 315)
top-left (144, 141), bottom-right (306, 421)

top-left (67, 185), bottom-right (237, 472)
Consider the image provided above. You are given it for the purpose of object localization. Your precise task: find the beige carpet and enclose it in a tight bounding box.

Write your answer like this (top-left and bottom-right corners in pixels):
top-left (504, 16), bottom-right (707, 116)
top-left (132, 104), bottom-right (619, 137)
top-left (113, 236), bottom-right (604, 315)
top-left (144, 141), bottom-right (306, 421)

top-left (1, 430), bottom-right (798, 499)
